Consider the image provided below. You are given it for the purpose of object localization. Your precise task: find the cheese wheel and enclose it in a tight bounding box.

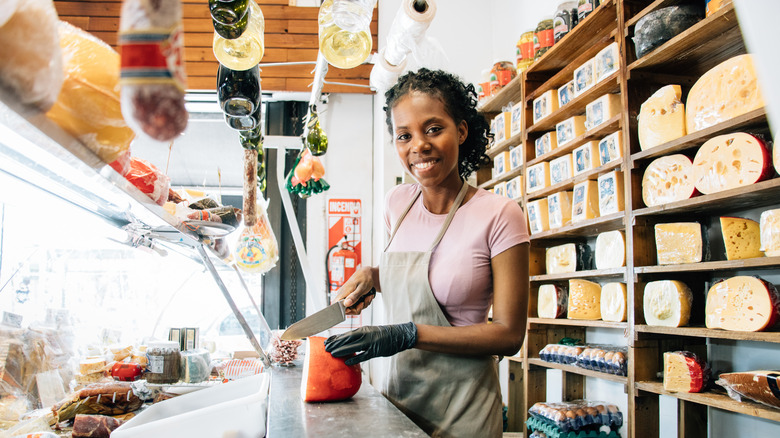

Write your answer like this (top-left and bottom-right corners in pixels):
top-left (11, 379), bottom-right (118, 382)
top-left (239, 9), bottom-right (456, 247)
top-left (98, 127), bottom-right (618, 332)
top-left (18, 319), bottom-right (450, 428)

top-left (686, 54), bottom-right (764, 133)
top-left (654, 222), bottom-right (703, 265)
top-left (705, 276), bottom-right (780, 332)
top-left (546, 243), bottom-right (592, 274)
top-left (642, 155), bottom-right (697, 207)
top-left (760, 208), bottom-right (780, 257)
top-left (692, 133), bottom-right (772, 195)
top-left (716, 371), bottom-right (780, 409)
top-left (595, 231), bottom-right (626, 269)
top-left (538, 284), bottom-right (568, 319)
top-left (601, 282), bottom-right (627, 322)
top-left (301, 336), bottom-right (361, 402)
top-left (664, 351), bottom-right (709, 393)
top-left (643, 280), bottom-right (692, 327)
top-left (638, 85), bottom-right (686, 151)
top-left (720, 217), bottom-right (764, 260)
top-left (568, 279), bottom-right (602, 320)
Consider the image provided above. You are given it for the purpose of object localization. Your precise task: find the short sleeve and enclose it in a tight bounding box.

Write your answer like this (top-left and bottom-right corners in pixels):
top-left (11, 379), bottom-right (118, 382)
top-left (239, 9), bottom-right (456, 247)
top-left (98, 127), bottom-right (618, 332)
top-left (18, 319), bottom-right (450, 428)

top-left (488, 197), bottom-right (530, 257)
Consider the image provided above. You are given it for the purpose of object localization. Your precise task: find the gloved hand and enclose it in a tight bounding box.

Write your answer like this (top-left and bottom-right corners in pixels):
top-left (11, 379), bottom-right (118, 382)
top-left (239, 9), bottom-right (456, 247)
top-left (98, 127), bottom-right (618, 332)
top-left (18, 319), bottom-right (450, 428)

top-left (324, 322), bottom-right (418, 366)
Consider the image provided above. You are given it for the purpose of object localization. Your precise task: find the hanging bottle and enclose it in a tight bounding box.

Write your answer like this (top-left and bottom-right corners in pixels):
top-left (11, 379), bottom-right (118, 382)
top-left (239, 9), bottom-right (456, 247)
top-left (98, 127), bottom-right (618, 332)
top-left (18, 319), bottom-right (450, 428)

top-left (218, 64), bottom-right (260, 118)
top-left (209, 0), bottom-right (250, 40)
top-left (226, 103), bottom-right (262, 131)
top-left (213, 0), bottom-right (265, 70)
top-left (318, 0), bottom-right (375, 69)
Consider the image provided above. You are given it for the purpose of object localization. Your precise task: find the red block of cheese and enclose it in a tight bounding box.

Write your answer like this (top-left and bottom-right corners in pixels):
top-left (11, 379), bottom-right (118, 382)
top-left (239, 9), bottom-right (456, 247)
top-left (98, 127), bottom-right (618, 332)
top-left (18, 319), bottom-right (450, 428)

top-left (705, 276), bottom-right (780, 332)
top-left (664, 351), bottom-right (710, 393)
top-left (692, 133), bottom-right (772, 195)
top-left (301, 336), bottom-right (361, 402)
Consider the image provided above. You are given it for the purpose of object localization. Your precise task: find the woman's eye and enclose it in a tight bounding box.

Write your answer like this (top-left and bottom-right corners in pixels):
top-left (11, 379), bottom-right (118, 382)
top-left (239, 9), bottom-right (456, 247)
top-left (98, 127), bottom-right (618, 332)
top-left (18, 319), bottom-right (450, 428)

top-left (427, 126), bottom-right (442, 134)
top-left (396, 133), bottom-right (410, 141)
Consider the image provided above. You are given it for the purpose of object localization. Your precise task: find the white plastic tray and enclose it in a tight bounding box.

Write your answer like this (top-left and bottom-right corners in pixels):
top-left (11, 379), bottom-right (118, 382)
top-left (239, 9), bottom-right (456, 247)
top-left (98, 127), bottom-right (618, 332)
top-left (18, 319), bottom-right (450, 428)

top-left (112, 373), bottom-right (270, 438)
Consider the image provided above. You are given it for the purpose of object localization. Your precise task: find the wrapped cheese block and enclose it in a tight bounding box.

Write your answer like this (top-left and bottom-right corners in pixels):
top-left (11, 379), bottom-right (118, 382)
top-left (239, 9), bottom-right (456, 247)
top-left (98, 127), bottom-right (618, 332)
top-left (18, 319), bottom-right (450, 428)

top-left (546, 243), bottom-right (592, 274)
top-left (493, 111), bottom-right (509, 144)
top-left (533, 89), bottom-right (559, 124)
top-left (643, 280), bottom-right (692, 327)
top-left (79, 358), bottom-right (107, 375)
top-left (301, 336), bottom-right (361, 402)
top-left (594, 42), bottom-right (619, 82)
top-left (686, 54), bottom-right (764, 133)
top-left (760, 209), bottom-right (780, 257)
top-left (717, 371), bottom-right (780, 408)
top-left (571, 180), bottom-right (599, 223)
top-left (633, 5), bottom-right (703, 59)
top-left (692, 133), bottom-right (772, 195)
top-left (537, 284), bottom-right (568, 318)
top-left (638, 85), bottom-right (686, 150)
top-left (601, 282), bottom-right (627, 322)
top-left (558, 80), bottom-right (575, 106)
top-left (595, 231), bottom-right (625, 269)
top-left (720, 217), bottom-right (764, 260)
top-left (775, 134), bottom-right (780, 175)
top-left (574, 58), bottom-right (595, 96)
top-left (568, 279), bottom-right (602, 320)
top-left (556, 115), bottom-right (586, 147)
top-left (124, 158), bottom-right (171, 206)
top-left (663, 351), bottom-right (710, 393)
top-left (180, 349), bottom-right (211, 383)
top-left (535, 132), bottom-right (558, 158)
top-left (505, 176), bottom-right (522, 200)
top-left (705, 276), bottom-right (780, 331)
top-left (509, 146), bottom-right (523, 170)
top-left (655, 222), bottom-right (703, 265)
top-left (0, 0), bottom-right (63, 111)
top-left (46, 22), bottom-right (135, 165)
top-left (527, 199), bottom-right (550, 235)
top-left (642, 154), bottom-right (697, 207)
top-left (527, 161), bottom-right (551, 193)
top-left (547, 191), bottom-right (573, 229)
top-left (598, 131), bottom-right (623, 166)
top-left (573, 141), bottom-right (599, 176)
top-left (585, 93), bottom-right (621, 130)
top-left (510, 102), bottom-right (523, 136)
top-left (597, 170), bottom-right (624, 216)
top-left (549, 154), bottom-right (573, 185)
top-left (493, 151), bottom-right (510, 176)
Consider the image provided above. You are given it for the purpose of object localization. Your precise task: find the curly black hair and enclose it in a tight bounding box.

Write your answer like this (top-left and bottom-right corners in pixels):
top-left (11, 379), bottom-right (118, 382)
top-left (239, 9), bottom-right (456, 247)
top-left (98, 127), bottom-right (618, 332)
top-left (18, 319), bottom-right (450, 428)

top-left (384, 68), bottom-right (492, 180)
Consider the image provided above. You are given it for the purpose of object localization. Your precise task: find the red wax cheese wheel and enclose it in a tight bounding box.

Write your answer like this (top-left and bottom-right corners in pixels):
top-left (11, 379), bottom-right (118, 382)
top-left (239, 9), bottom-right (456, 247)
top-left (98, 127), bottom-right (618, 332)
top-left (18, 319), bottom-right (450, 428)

top-left (642, 154), bottom-right (698, 207)
top-left (692, 133), bottom-right (772, 195)
top-left (705, 276), bottom-right (780, 332)
top-left (301, 336), bottom-right (361, 402)
top-left (663, 351), bottom-right (710, 393)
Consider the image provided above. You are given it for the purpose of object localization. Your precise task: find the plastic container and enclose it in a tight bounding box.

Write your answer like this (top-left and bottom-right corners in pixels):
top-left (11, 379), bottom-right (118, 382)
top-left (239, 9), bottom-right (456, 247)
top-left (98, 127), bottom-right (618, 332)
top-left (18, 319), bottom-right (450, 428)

top-left (534, 18), bottom-right (554, 60)
top-left (516, 30), bottom-right (535, 72)
top-left (112, 373), bottom-right (270, 438)
top-left (554, 1), bottom-right (579, 43)
top-left (145, 340), bottom-right (181, 384)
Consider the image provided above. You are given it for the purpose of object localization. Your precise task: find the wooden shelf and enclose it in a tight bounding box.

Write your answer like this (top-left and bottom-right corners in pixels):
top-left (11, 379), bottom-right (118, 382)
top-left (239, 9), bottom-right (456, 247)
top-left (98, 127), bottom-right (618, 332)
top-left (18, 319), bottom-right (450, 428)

top-left (630, 108), bottom-right (769, 162)
top-left (635, 381), bottom-right (780, 423)
top-left (636, 257), bottom-right (780, 275)
top-left (529, 212), bottom-right (625, 241)
top-left (478, 166), bottom-right (522, 189)
top-left (478, 74), bottom-right (523, 114)
top-left (632, 177), bottom-right (780, 217)
top-left (526, 114), bottom-right (622, 168)
top-left (527, 161), bottom-right (623, 201)
top-left (487, 131), bottom-right (522, 159)
top-left (528, 318), bottom-right (628, 330)
top-left (634, 325), bottom-right (780, 344)
top-left (531, 267), bottom-right (627, 282)
top-left (526, 73), bottom-right (621, 135)
top-left (528, 358), bottom-right (628, 384)
top-left (627, 4), bottom-right (745, 76)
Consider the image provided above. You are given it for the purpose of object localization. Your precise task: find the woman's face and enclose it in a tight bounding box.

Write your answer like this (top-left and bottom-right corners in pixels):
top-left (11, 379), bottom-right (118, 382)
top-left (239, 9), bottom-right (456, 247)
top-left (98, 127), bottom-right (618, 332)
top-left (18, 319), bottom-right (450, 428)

top-left (390, 91), bottom-right (467, 188)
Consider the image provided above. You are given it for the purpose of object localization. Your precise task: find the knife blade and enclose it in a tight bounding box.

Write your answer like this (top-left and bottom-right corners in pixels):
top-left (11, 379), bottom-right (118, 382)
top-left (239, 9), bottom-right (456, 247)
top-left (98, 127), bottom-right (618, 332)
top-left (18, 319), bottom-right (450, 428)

top-left (280, 289), bottom-right (375, 340)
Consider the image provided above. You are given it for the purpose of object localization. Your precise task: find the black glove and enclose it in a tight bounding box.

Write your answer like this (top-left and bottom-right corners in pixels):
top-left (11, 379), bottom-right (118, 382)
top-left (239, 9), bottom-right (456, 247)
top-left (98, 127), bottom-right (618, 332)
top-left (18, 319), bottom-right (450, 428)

top-left (324, 322), bottom-right (418, 366)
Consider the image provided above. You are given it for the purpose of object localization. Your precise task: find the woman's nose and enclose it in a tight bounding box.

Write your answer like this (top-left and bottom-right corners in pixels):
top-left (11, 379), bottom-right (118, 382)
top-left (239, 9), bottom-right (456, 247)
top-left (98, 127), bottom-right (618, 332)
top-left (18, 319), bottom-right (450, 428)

top-left (410, 135), bottom-right (431, 152)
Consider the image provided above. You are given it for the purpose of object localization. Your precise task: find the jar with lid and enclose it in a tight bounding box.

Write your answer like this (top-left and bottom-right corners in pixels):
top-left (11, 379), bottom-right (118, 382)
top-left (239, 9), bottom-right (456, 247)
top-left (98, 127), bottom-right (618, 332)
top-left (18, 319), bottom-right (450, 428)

top-left (534, 18), bottom-right (554, 60)
top-left (554, 1), bottom-right (579, 43)
top-left (478, 69), bottom-right (491, 101)
top-left (489, 61), bottom-right (516, 95)
top-left (578, 0), bottom-right (600, 22)
top-left (146, 341), bottom-right (181, 384)
top-left (516, 30), bottom-right (535, 72)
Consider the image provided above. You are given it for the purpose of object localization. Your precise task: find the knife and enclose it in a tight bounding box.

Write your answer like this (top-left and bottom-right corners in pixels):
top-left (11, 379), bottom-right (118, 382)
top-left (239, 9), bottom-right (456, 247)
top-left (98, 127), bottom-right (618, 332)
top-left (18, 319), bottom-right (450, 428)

top-left (280, 288), bottom-right (376, 340)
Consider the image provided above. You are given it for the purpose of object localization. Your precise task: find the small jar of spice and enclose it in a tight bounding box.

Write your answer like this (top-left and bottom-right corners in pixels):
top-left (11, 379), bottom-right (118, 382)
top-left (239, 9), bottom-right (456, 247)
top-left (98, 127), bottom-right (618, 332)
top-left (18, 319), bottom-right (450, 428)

top-left (146, 340), bottom-right (181, 384)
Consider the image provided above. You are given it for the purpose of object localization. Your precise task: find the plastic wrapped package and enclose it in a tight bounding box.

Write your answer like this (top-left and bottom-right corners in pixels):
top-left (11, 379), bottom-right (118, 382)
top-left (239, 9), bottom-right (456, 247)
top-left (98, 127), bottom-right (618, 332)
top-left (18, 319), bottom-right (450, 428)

top-left (109, 148), bottom-right (132, 177)
top-left (633, 6), bottom-right (703, 59)
top-left (537, 284), bottom-right (568, 319)
top-left (52, 382), bottom-right (143, 423)
top-left (654, 222), bottom-right (705, 265)
top-left (760, 208), bottom-right (780, 257)
top-left (124, 158), bottom-right (171, 206)
top-left (119, 0), bottom-right (188, 141)
top-left (234, 197), bottom-right (279, 274)
top-left (73, 413), bottom-right (125, 437)
top-left (663, 351), bottom-right (710, 393)
top-left (705, 276), bottom-right (780, 332)
top-left (382, 0), bottom-right (437, 68)
top-left (600, 282), bottom-right (627, 322)
top-left (716, 370), bottom-right (780, 408)
top-left (576, 346), bottom-right (627, 376)
top-left (217, 358), bottom-right (264, 381)
top-left (692, 133), bottom-right (772, 195)
top-left (46, 22), bottom-right (135, 165)
top-left (180, 349), bottom-right (211, 384)
top-left (528, 400), bottom-right (623, 432)
top-left (546, 243), bottom-right (592, 274)
top-left (568, 279), bottom-right (602, 320)
top-left (539, 344), bottom-right (585, 365)
top-left (643, 280), bottom-right (693, 327)
top-left (641, 155), bottom-right (697, 207)
top-left (0, 0), bottom-right (63, 111)
top-left (594, 230), bottom-right (625, 270)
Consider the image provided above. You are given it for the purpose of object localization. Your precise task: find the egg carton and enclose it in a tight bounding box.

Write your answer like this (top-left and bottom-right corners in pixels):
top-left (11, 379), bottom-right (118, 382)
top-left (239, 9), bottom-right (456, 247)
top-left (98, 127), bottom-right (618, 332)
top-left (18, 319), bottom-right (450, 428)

top-left (526, 416), bottom-right (621, 438)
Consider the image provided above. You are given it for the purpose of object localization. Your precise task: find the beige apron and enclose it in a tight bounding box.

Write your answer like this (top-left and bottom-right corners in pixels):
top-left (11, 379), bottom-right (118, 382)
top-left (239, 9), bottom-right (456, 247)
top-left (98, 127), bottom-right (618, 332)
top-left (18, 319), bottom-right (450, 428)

top-left (380, 181), bottom-right (502, 438)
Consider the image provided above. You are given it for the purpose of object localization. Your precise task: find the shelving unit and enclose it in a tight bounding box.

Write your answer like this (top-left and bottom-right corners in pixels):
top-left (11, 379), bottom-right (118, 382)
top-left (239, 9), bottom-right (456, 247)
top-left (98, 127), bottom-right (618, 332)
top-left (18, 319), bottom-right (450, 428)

top-left (477, 1), bottom-right (780, 437)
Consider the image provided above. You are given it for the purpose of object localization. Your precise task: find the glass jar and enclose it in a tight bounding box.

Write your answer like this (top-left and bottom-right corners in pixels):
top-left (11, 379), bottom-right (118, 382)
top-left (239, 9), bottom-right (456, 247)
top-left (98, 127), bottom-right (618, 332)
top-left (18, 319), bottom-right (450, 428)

top-left (209, 0), bottom-right (250, 40)
top-left (146, 341), bottom-right (181, 384)
top-left (578, 0), bottom-right (600, 22)
top-left (534, 18), bottom-right (554, 60)
top-left (318, 0), bottom-right (376, 69)
top-left (554, 1), bottom-right (579, 43)
top-left (516, 30), bottom-right (535, 72)
top-left (489, 61), bottom-right (515, 95)
top-left (213, 0), bottom-right (265, 70)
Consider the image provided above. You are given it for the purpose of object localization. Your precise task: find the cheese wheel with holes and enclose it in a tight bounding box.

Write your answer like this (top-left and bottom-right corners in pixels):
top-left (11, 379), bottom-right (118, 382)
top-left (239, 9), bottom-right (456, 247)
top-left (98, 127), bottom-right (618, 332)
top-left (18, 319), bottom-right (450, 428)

top-left (642, 154), bottom-right (698, 207)
top-left (546, 243), bottom-right (593, 274)
top-left (686, 54), bottom-right (764, 133)
top-left (538, 284), bottom-right (568, 319)
top-left (692, 133), bottom-right (772, 195)
top-left (601, 282), bottom-right (627, 322)
top-left (638, 85), bottom-right (686, 151)
top-left (720, 217), bottom-right (764, 260)
top-left (655, 222), bottom-right (703, 265)
top-left (568, 279), bottom-right (602, 320)
top-left (595, 231), bottom-right (626, 269)
top-left (705, 276), bottom-right (780, 332)
top-left (760, 209), bottom-right (780, 257)
top-left (643, 280), bottom-right (692, 327)
top-left (664, 351), bottom-right (710, 393)
top-left (301, 336), bottom-right (361, 402)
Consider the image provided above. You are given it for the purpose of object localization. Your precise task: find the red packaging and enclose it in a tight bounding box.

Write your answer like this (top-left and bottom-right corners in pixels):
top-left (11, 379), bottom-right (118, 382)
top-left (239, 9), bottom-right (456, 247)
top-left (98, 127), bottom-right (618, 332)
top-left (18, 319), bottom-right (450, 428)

top-left (124, 157), bottom-right (171, 206)
top-left (111, 362), bottom-right (143, 382)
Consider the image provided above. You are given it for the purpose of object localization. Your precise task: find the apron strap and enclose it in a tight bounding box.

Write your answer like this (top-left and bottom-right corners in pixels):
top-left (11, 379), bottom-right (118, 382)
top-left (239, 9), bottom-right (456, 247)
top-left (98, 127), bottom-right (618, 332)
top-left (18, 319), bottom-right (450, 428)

top-left (385, 189), bottom-right (423, 252)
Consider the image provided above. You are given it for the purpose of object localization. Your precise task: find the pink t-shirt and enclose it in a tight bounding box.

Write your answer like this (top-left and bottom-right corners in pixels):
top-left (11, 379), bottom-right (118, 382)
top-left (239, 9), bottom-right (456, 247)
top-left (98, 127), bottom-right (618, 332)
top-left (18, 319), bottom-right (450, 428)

top-left (384, 184), bottom-right (530, 326)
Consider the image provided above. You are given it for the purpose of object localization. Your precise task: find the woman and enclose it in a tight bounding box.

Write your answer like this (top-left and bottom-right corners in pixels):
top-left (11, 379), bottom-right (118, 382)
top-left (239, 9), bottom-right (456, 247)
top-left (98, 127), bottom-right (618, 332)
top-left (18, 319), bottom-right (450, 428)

top-left (325, 68), bottom-right (529, 438)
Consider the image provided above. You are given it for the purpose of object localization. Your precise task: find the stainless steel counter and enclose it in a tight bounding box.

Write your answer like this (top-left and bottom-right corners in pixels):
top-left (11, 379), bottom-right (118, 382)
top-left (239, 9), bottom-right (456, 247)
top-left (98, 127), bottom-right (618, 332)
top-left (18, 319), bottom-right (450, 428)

top-left (266, 364), bottom-right (428, 437)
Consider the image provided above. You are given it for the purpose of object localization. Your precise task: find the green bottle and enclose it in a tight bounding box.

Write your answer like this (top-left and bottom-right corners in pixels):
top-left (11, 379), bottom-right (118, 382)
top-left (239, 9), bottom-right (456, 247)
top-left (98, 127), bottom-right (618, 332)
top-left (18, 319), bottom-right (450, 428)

top-left (305, 108), bottom-right (328, 156)
top-left (209, 0), bottom-right (250, 40)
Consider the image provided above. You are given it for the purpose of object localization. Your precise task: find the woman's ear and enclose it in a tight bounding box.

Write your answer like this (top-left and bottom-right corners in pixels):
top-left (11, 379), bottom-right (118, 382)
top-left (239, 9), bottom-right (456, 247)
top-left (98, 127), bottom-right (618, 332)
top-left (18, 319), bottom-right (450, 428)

top-left (458, 120), bottom-right (468, 145)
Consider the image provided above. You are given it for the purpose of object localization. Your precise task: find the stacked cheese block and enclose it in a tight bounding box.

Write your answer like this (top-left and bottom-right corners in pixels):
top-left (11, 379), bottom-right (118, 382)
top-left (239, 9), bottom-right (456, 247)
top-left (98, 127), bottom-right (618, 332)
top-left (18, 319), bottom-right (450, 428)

top-left (663, 351), bottom-right (710, 393)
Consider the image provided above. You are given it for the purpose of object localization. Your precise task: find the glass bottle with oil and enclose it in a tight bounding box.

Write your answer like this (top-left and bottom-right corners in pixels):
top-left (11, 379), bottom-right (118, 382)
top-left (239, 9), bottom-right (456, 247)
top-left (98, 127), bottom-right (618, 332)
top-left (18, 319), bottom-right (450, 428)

top-left (318, 0), bottom-right (375, 69)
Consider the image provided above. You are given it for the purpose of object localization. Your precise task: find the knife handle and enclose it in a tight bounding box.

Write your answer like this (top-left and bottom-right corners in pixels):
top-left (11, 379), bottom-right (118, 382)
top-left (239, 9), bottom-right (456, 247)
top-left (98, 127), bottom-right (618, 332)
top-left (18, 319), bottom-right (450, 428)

top-left (346, 287), bottom-right (376, 309)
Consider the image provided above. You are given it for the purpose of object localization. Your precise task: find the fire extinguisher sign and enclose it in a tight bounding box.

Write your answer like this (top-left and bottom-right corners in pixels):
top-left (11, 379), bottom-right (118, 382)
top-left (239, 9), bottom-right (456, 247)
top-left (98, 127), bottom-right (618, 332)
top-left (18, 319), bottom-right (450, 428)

top-left (327, 199), bottom-right (363, 330)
